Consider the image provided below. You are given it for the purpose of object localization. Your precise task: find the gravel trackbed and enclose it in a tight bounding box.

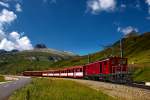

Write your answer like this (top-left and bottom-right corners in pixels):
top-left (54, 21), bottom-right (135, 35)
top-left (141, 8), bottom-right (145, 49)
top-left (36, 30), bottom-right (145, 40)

top-left (66, 79), bottom-right (150, 100)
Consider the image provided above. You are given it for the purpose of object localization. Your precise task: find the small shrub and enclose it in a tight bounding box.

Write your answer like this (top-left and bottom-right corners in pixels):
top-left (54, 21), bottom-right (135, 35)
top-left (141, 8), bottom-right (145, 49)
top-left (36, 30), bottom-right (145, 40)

top-left (0, 75), bottom-right (5, 82)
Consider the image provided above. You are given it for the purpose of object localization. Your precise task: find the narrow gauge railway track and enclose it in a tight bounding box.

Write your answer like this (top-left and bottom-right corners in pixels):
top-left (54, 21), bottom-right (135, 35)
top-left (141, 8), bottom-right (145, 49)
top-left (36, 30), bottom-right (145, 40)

top-left (81, 79), bottom-right (150, 90)
top-left (68, 78), bottom-right (150, 100)
top-left (96, 80), bottom-right (150, 90)
top-left (125, 82), bottom-right (150, 90)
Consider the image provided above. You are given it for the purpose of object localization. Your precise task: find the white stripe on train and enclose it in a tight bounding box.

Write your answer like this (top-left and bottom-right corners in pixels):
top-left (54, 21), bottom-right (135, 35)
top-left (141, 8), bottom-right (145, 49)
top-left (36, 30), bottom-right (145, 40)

top-left (42, 72), bottom-right (83, 77)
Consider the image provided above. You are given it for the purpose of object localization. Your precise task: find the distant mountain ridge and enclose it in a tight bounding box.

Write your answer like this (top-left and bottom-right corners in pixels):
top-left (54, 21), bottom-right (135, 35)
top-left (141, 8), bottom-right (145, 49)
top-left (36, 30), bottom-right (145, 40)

top-left (0, 48), bottom-right (77, 74)
top-left (0, 48), bottom-right (77, 59)
top-left (29, 48), bottom-right (77, 57)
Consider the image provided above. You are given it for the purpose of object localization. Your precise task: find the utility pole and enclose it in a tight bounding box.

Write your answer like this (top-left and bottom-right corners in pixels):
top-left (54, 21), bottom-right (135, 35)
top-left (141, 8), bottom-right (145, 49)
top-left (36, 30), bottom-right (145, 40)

top-left (120, 38), bottom-right (123, 58)
top-left (88, 54), bottom-right (90, 63)
top-left (120, 38), bottom-right (124, 82)
top-left (110, 46), bottom-right (114, 57)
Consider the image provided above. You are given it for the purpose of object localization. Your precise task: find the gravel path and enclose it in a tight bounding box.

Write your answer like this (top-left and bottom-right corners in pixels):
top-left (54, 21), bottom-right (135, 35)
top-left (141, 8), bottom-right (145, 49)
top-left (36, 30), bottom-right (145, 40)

top-left (66, 79), bottom-right (150, 100)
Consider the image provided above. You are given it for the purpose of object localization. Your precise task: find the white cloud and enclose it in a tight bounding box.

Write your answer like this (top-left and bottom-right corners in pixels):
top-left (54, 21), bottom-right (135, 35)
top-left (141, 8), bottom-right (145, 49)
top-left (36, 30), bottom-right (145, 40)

top-left (146, 0), bottom-right (150, 14)
top-left (0, 1), bottom-right (9, 8)
top-left (146, 0), bottom-right (150, 5)
top-left (0, 9), bottom-right (17, 42)
top-left (17, 36), bottom-right (33, 50)
top-left (0, 9), bottom-right (17, 24)
top-left (87, 0), bottom-right (116, 14)
top-left (0, 31), bottom-right (33, 51)
top-left (15, 3), bottom-right (22, 12)
top-left (10, 31), bottom-right (33, 51)
top-left (0, 8), bottom-right (33, 51)
top-left (9, 31), bottom-right (20, 40)
top-left (0, 29), bottom-right (5, 41)
top-left (0, 38), bottom-right (15, 51)
top-left (117, 26), bottom-right (138, 35)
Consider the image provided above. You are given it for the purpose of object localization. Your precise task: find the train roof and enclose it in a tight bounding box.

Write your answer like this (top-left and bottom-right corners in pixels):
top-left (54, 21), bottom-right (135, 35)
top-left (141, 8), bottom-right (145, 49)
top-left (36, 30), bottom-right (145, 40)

top-left (84, 56), bottom-right (127, 66)
top-left (24, 56), bottom-right (127, 73)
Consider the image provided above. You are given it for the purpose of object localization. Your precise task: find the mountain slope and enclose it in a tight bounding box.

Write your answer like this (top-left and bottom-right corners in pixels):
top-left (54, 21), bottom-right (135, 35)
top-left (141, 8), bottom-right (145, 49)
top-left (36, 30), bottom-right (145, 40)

top-left (0, 49), bottom-right (77, 74)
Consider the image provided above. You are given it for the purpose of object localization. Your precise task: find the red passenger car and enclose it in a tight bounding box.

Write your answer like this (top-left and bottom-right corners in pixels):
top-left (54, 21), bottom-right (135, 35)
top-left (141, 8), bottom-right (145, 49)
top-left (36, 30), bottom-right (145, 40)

top-left (72, 66), bottom-right (83, 78)
top-left (53, 70), bottom-right (60, 77)
top-left (67, 67), bottom-right (74, 78)
top-left (60, 68), bottom-right (68, 77)
top-left (23, 71), bottom-right (43, 76)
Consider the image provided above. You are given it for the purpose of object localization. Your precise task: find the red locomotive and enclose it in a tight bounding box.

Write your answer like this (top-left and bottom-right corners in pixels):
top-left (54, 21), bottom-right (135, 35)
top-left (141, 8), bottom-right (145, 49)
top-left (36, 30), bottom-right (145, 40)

top-left (23, 57), bottom-right (128, 83)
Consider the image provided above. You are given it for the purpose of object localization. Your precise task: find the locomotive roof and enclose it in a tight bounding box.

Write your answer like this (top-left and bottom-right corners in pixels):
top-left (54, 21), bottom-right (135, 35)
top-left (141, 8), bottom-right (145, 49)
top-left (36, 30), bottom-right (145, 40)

top-left (85, 56), bottom-right (127, 66)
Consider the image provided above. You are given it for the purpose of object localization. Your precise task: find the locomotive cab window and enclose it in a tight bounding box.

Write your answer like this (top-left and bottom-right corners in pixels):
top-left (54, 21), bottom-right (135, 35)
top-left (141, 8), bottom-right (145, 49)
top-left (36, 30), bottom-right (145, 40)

top-left (120, 59), bottom-right (127, 65)
top-left (111, 59), bottom-right (116, 65)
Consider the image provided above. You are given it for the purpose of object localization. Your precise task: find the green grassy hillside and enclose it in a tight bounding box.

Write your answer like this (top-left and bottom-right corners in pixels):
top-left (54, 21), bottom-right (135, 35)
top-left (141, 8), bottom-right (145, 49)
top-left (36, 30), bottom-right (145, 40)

top-left (0, 50), bottom-right (76, 74)
top-left (9, 78), bottom-right (115, 100)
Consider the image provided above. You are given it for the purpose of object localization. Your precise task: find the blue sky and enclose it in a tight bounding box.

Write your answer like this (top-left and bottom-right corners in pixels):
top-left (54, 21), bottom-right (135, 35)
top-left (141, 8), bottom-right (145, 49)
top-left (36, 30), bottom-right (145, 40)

top-left (0, 0), bottom-right (150, 55)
